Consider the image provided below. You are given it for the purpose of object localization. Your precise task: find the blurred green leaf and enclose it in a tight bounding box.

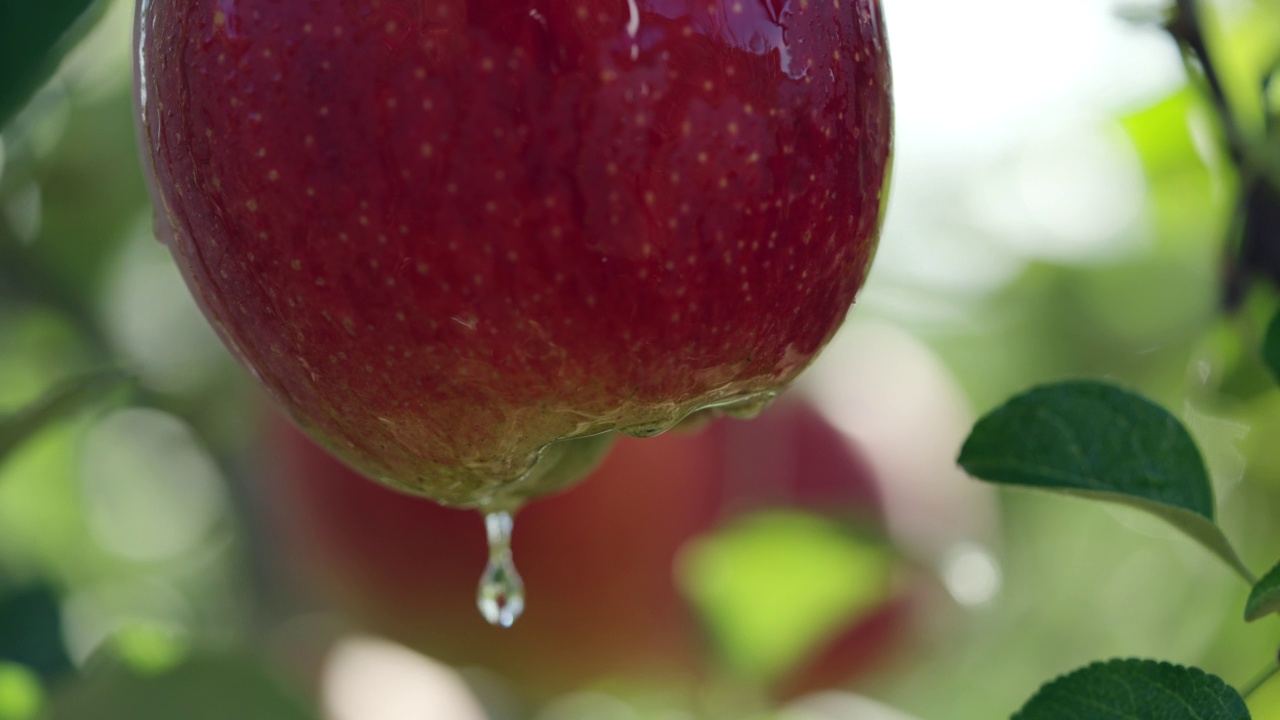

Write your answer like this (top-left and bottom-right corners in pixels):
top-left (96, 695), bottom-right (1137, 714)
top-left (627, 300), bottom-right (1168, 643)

top-left (111, 625), bottom-right (188, 677)
top-left (676, 510), bottom-right (893, 684)
top-left (958, 381), bottom-right (1254, 583)
top-left (1199, 315), bottom-right (1277, 404)
top-left (1013, 659), bottom-right (1249, 719)
top-left (1245, 558), bottom-right (1280, 621)
top-left (1263, 308), bottom-right (1280, 384)
top-left (0, 587), bottom-right (72, 680)
top-left (1121, 89), bottom-right (1224, 250)
top-left (51, 653), bottom-right (319, 720)
top-left (0, 663), bottom-right (43, 720)
top-left (0, 0), bottom-right (104, 128)
top-left (0, 369), bottom-right (130, 471)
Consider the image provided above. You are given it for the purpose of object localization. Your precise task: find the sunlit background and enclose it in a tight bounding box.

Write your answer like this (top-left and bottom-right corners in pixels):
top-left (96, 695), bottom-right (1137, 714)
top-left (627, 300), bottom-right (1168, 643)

top-left (2, 0), bottom-right (1280, 718)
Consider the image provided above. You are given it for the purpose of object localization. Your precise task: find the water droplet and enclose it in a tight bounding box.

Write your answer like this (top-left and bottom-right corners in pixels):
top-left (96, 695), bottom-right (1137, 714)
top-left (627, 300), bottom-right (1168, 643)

top-left (476, 511), bottom-right (524, 628)
top-left (719, 390), bottom-right (778, 419)
top-left (624, 0), bottom-right (640, 38)
top-left (136, 0), bottom-right (154, 113)
top-left (617, 421), bottom-right (673, 438)
top-left (451, 312), bottom-right (479, 331)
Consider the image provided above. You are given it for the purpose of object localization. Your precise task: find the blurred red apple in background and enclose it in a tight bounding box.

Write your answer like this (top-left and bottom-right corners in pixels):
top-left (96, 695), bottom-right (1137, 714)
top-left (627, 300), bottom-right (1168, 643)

top-left (795, 320), bottom-right (999, 572)
top-left (264, 398), bottom-right (905, 697)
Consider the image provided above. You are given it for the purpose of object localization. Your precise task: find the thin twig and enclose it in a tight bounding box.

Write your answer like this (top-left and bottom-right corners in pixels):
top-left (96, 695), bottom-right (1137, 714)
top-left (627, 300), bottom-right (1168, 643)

top-left (1169, 0), bottom-right (1250, 166)
top-left (1240, 658), bottom-right (1280, 699)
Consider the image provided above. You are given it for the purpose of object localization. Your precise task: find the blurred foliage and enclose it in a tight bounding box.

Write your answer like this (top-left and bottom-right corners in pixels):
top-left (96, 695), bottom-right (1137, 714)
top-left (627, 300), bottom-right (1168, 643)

top-left (0, 663), bottom-right (43, 720)
top-left (0, 588), bottom-right (71, 680)
top-left (677, 511), bottom-right (893, 685)
top-left (1263, 308), bottom-right (1280, 382)
top-left (0, 0), bottom-right (102, 128)
top-left (0, 370), bottom-right (130, 470)
top-left (51, 653), bottom-right (319, 720)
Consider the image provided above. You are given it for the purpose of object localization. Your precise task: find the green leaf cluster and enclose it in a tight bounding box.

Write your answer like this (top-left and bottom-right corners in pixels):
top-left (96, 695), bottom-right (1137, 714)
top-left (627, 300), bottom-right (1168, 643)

top-left (960, 377), bottom-right (1280, 717)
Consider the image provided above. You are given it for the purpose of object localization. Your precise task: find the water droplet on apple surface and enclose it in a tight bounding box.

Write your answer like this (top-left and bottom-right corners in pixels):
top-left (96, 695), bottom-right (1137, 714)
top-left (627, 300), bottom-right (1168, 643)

top-left (643, 0), bottom-right (801, 78)
top-left (617, 420), bottom-right (674, 438)
top-left (136, 0), bottom-right (154, 115)
top-left (718, 390), bottom-right (778, 419)
top-left (477, 510), bottom-right (524, 627)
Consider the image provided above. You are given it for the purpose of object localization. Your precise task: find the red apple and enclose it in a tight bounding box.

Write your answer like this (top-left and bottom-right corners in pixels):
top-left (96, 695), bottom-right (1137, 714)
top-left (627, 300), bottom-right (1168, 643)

top-left (265, 399), bottom-right (903, 695)
top-left (135, 0), bottom-right (893, 506)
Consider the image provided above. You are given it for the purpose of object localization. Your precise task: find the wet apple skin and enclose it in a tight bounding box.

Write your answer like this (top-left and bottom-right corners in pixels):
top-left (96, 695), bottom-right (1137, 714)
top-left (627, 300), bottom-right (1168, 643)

top-left (136, 0), bottom-right (892, 504)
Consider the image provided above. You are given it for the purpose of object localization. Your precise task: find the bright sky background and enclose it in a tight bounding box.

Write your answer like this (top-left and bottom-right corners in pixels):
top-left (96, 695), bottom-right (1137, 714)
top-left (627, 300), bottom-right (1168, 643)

top-left (870, 0), bottom-right (1190, 317)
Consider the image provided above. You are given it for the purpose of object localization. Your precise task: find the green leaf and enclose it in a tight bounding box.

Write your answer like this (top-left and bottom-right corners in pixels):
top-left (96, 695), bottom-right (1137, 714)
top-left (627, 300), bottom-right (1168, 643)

top-left (0, 0), bottom-right (103, 128)
top-left (0, 587), bottom-right (72, 680)
top-left (1245, 558), bottom-right (1280, 621)
top-left (1120, 89), bottom-right (1222, 250)
top-left (958, 381), bottom-right (1254, 583)
top-left (676, 510), bottom-right (893, 683)
top-left (0, 369), bottom-right (131, 471)
top-left (1014, 659), bottom-right (1249, 720)
top-left (1263, 308), bottom-right (1280, 385)
top-left (111, 625), bottom-right (188, 677)
top-left (0, 663), bottom-right (43, 720)
top-left (51, 653), bottom-right (320, 720)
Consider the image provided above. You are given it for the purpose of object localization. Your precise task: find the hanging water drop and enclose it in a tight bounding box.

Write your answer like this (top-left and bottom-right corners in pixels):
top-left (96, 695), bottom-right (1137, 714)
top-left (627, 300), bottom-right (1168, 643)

top-left (477, 510), bottom-right (525, 628)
